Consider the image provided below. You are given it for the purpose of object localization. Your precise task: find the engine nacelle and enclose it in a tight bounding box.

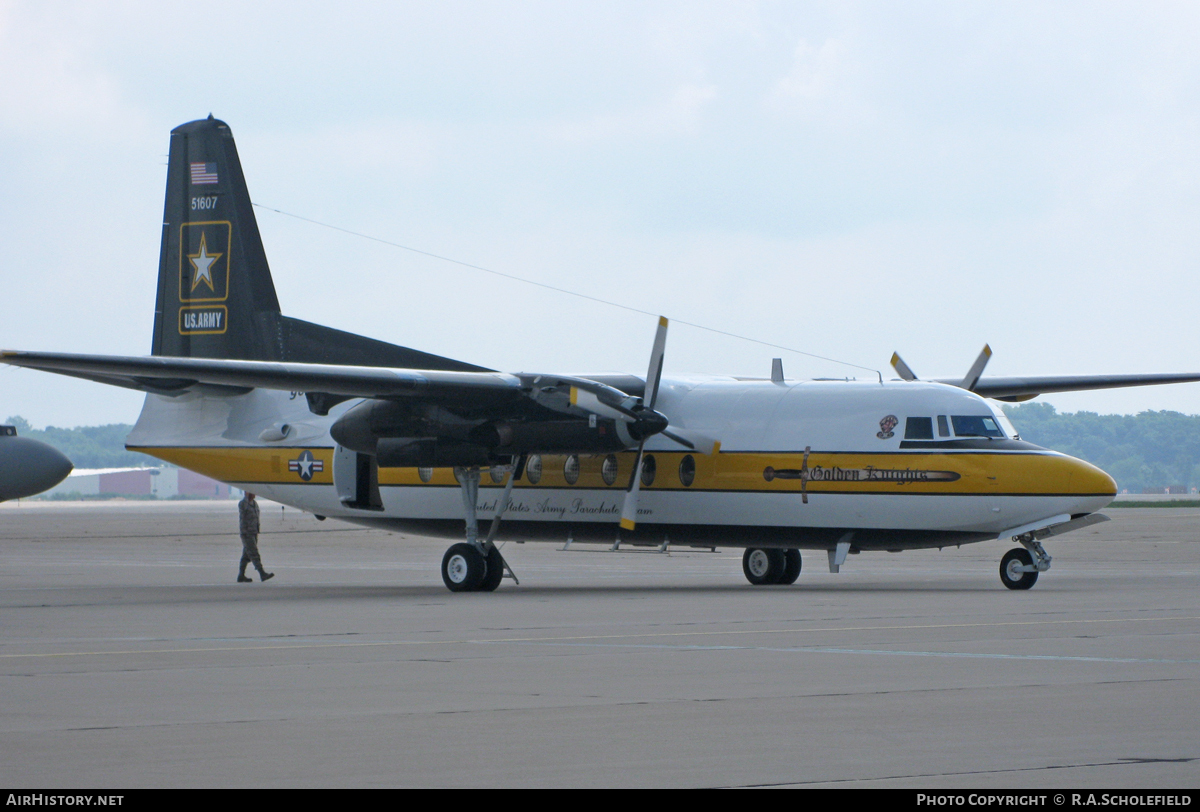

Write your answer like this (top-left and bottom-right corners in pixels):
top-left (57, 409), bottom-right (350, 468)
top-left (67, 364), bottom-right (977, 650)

top-left (473, 420), bottom-right (631, 455)
top-left (330, 399), bottom-right (418, 455)
top-left (331, 397), bottom-right (639, 468)
top-left (376, 437), bottom-right (491, 468)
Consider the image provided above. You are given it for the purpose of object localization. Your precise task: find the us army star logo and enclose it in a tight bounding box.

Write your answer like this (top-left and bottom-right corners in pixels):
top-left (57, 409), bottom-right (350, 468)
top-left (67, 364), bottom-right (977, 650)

top-left (188, 232), bottom-right (222, 292)
top-left (287, 450), bottom-right (324, 482)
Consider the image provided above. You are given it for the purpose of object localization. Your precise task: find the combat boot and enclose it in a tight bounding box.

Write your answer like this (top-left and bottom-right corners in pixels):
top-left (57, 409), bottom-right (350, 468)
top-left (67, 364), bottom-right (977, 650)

top-left (260, 571), bottom-right (275, 582)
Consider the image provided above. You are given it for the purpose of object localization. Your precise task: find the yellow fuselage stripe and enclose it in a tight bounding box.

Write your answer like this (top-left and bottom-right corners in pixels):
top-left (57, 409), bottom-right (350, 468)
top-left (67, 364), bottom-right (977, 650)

top-left (129, 446), bottom-right (1116, 497)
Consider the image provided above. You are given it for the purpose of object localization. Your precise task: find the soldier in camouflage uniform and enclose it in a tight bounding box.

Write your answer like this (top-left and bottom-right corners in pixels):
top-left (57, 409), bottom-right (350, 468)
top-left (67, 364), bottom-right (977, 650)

top-left (237, 492), bottom-right (274, 583)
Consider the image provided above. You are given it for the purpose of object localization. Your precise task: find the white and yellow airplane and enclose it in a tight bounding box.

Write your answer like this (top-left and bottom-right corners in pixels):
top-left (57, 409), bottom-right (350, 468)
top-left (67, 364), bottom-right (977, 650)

top-left (7, 117), bottom-right (1200, 592)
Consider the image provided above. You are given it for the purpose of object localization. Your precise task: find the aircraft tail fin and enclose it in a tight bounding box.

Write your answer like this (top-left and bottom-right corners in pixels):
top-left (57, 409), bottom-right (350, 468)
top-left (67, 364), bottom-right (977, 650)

top-left (153, 115), bottom-right (281, 361)
top-left (152, 116), bottom-right (488, 374)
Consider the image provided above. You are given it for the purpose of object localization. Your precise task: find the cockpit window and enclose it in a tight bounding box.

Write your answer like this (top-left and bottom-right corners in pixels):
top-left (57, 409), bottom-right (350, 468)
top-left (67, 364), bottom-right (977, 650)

top-left (937, 415), bottom-right (950, 437)
top-left (992, 407), bottom-right (1020, 440)
top-left (951, 415), bottom-right (1005, 438)
top-left (905, 417), bottom-right (934, 440)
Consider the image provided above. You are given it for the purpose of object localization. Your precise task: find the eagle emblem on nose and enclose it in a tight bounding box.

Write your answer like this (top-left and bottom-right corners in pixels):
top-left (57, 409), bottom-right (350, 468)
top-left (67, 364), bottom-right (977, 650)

top-left (877, 415), bottom-right (898, 439)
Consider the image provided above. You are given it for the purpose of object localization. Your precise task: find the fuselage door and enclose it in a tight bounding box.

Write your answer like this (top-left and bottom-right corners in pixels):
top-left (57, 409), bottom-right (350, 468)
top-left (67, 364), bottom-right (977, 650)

top-left (333, 444), bottom-right (383, 510)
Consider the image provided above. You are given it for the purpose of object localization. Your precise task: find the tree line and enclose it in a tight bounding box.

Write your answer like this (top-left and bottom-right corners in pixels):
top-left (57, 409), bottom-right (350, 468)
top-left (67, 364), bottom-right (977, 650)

top-left (4, 416), bottom-right (159, 470)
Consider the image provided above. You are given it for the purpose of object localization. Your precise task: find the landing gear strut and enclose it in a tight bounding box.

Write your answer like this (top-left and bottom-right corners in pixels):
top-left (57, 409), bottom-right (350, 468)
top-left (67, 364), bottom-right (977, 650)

top-left (742, 548), bottom-right (801, 585)
top-left (441, 462), bottom-right (522, 593)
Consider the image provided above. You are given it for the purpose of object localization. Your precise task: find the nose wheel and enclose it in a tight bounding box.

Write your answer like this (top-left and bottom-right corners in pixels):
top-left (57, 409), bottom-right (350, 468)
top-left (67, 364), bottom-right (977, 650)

top-left (999, 547), bottom-right (1039, 590)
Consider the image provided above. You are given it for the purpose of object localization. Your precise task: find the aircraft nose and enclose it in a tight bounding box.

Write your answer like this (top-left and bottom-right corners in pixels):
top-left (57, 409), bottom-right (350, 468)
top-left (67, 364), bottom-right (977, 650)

top-left (1060, 452), bottom-right (1117, 512)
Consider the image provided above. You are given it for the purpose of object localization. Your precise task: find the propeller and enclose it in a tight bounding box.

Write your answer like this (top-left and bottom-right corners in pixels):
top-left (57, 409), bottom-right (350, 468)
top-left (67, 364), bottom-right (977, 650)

top-left (619, 317), bottom-right (669, 537)
top-left (960, 344), bottom-right (992, 391)
top-left (890, 352), bottom-right (918, 382)
top-left (891, 345), bottom-right (992, 392)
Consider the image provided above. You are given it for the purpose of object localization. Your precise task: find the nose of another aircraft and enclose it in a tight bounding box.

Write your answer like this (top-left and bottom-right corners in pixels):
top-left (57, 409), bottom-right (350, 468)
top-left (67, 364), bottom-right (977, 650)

top-left (0, 437), bottom-right (74, 501)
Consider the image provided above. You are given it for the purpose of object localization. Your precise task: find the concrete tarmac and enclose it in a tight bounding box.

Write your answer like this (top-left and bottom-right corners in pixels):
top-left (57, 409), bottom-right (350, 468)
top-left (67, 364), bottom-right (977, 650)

top-left (0, 501), bottom-right (1197, 788)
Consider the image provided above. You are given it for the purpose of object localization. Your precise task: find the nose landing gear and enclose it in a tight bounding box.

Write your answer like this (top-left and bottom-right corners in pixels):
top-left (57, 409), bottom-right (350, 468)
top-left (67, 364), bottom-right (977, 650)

top-left (1000, 547), bottom-right (1038, 590)
top-left (1000, 534), bottom-right (1052, 590)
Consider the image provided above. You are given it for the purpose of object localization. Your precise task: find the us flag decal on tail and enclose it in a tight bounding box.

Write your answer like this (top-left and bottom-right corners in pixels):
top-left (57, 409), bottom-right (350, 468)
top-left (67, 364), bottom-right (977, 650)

top-left (190, 162), bottom-right (218, 184)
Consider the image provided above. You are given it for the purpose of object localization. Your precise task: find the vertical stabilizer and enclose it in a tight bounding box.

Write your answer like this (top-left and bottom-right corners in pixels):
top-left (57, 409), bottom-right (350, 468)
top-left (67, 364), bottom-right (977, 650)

top-left (150, 116), bottom-right (491, 375)
top-left (153, 116), bottom-right (282, 360)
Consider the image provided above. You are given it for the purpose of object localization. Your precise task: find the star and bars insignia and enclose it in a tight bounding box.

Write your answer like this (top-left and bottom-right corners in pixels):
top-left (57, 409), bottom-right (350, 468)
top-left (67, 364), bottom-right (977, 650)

top-left (288, 450), bottom-right (325, 481)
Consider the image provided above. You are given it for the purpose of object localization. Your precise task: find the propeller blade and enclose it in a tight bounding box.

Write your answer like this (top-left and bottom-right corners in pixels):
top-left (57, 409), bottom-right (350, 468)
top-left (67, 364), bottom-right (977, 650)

top-left (620, 446), bottom-right (645, 534)
top-left (568, 385), bottom-right (638, 420)
top-left (961, 344), bottom-right (993, 391)
top-left (660, 428), bottom-right (717, 456)
top-left (891, 352), bottom-right (918, 381)
top-left (645, 316), bottom-right (668, 410)
top-left (620, 317), bottom-right (670, 535)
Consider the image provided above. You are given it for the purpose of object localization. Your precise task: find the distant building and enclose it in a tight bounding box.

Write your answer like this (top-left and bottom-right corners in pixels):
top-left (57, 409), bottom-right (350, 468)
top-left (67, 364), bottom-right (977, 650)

top-left (40, 467), bottom-right (235, 500)
top-left (1141, 486), bottom-right (1190, 495)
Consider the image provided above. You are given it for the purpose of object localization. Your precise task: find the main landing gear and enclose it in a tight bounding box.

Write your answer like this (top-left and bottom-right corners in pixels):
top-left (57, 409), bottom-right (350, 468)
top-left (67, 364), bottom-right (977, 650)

top-left (742, 548), bottom-right (802, 586)
top-left (441, 463), bottom-right (522, 593)
top-left (441, 542), bottom-right (507, 592)
top-left (1000, 533), bottom-right (1052, 590)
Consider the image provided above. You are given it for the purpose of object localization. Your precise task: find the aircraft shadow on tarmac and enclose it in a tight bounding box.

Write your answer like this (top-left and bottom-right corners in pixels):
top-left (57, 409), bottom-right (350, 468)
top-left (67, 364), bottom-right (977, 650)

top-left (5, 581), bottom-right (1048, 609)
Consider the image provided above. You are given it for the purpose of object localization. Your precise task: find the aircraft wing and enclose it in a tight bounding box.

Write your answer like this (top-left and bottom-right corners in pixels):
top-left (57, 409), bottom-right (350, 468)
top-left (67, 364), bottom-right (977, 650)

top-left (943, 373), bottom-right (1200, 402)
top-left (0, 348), bottom-right (661, 426)
top-left (0, 349), bottom-right (528, 400)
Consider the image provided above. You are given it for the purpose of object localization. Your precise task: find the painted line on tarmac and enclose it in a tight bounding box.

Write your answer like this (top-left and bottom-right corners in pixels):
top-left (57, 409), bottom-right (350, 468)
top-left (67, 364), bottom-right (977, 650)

top-left (485, 640), bottom-right (1200, 665)
top-left (0, 614), bottom-right (1197, 660)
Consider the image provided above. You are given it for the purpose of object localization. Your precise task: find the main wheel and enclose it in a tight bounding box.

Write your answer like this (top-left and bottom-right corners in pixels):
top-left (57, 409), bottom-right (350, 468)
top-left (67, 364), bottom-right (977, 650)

top-left (478, 547), bottom-right (506, 592)
top-left (743, 548), bottom-right (786, 585)
top-left (442, 543), bottom-right (486, 592)
top-left (779, 549), bottom-right (802, 585)
top-left (1000, 548), bottom-right (1039, 590)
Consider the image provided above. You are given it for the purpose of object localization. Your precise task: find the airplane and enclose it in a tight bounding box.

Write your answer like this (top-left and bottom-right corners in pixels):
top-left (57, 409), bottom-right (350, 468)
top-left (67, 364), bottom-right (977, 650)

top-left (6, 116), bottom-right (1200, 591)
top-left (0, 425), bottom-right (73, 501)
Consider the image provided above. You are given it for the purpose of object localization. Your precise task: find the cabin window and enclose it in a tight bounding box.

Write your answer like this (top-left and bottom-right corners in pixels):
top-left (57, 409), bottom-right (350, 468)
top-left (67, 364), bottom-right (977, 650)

top-left (904, 417), bottom-right (934, 440)
top-left (525, 455), bottom-right (543, 485)
top-left (564, 455), bottom-right (580, 485)
top-left (602, 454), bottom-right (619, 486)
top-left (679, 455), bottom-right (696, 487)
top-left (640, 454), bottom-right (657, 487)
top-left (937, 415), bottom-right (950, 437)
top-left (950, 415), bottom-right (1005, 438)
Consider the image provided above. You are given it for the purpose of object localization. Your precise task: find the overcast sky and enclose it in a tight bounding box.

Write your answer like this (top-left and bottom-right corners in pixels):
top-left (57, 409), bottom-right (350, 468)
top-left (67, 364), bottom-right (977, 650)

top-left (3, 1), bottom-right (1199, 429)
